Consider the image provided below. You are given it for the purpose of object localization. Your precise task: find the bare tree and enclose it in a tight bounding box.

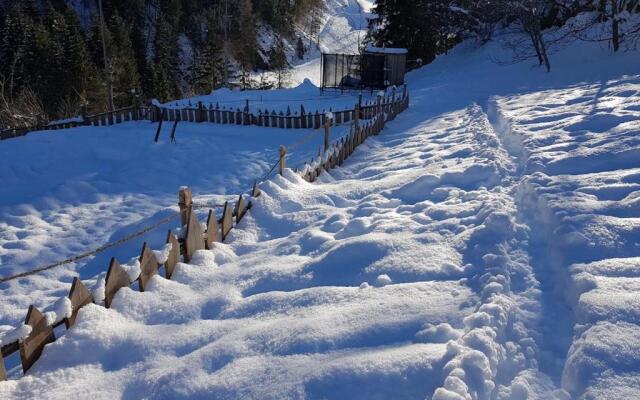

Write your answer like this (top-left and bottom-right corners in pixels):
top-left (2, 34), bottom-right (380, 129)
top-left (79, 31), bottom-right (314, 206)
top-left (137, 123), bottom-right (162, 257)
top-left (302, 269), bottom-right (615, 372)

top-left (0, 76), bottom-right (47, 129)
top-left (515, 0), bottom-right (552, 70)
top-left (608, 0), bottom-right (640, 50)
top-left (493, 0), bottom-right (553, 71)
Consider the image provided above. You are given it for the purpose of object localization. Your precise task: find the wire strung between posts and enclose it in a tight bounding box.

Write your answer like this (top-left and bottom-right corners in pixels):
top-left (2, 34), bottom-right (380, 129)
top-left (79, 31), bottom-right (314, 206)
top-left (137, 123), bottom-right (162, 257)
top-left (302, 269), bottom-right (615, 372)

top-left (0, 212), bottom-right (181, 283)
top-left (257, 121), bottom-right (333, 183)
top-left (259, 152), bottom-right (285, 183)
top-left (0, 109), bottom-right (363, 283)
top-left (0, 197), bottom-right (231, 283)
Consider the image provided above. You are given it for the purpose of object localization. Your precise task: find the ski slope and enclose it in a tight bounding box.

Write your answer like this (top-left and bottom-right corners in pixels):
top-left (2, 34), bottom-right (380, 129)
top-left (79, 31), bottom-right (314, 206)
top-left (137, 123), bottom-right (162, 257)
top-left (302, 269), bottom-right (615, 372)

top-left (1, 12), bottom-right (640, 400)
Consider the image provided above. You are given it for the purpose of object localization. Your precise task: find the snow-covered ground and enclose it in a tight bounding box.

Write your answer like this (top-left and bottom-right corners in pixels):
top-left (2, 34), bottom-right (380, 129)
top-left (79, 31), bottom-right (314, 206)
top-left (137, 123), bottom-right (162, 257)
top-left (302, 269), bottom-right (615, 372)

top-left (0, 122), bottom-right (351, 328)
top-left (162, 80), bottom-right (395, 116)
top-left (287, 0), bottom-right (373, 87)
top-left (1, 10), bottom-right (640, 400)
top-left (492, 71), bottom-right (640, 399)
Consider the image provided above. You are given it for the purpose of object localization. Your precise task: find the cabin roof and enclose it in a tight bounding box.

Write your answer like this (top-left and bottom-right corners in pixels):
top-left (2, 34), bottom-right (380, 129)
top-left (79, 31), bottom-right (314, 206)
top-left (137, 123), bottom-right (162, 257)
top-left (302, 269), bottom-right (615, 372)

top-left (364, 45), bottom-right (408, 55)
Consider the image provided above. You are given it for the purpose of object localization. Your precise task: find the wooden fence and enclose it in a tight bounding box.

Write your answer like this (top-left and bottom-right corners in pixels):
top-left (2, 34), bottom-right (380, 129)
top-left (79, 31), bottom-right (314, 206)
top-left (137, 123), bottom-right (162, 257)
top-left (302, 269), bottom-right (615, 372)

top-left (0, 185), bottom-right (258, 380)
top-left (295, 89), bottom-right (409, 183)
top-left (0, 85), bottom-right (408, 141)
top-left (0, 86), bottom-right (410, 380)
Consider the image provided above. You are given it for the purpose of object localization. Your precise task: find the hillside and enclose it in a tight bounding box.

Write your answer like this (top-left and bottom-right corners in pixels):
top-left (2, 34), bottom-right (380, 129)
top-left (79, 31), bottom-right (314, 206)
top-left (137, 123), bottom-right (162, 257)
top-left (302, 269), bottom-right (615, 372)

top-left (0, 0), bottom-right (330, 125)
top-left (1, 14), bottom-right (639, 400)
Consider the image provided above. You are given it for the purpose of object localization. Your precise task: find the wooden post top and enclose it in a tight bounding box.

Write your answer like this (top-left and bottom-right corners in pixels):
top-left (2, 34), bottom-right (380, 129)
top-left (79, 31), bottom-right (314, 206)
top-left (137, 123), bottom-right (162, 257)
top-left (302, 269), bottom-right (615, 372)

top-left (178, 187), bottom-right (192, 207)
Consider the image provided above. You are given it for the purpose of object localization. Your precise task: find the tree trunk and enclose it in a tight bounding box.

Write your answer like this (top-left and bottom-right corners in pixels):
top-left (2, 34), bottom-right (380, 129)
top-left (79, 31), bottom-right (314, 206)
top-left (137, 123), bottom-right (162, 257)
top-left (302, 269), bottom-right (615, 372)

top-left (98, 0), bottom-right (114, 111)
top-left (538, 32), bottom-right (551, 72)
top-left (611, 0), bottom-right (620, 52)
top-left (529, 30), bottom-right (544, 66)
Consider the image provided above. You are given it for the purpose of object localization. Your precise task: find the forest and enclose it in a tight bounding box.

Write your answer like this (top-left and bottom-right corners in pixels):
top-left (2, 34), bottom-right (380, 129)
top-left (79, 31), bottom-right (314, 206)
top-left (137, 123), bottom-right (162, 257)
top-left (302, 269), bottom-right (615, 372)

top-left (0, 0), bottom-right (323, 127)
top-left (369, 0), bottom-right (639, 68)
top-left (1, 0), bottom-right (638, 128)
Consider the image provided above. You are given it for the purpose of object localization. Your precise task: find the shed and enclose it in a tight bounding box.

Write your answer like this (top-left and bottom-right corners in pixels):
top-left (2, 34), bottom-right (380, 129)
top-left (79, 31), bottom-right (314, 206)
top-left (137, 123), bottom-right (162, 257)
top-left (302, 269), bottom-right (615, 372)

top-left (361, 46), bottom-right (408, 88)
top-left (320, 46), bottom-right (408, 91)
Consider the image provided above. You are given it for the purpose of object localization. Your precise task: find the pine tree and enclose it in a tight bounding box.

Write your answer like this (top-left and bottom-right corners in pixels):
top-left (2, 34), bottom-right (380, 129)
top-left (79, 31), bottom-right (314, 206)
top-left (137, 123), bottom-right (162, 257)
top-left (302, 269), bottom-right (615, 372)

top-left (296, 37), bottom-right (305, 59)
top-left (369, 0), bottom-right (467, 63)
top-left (191, 27), bottom-right (224, 94)
top-left (235, 0), bottom-right (257, 89)
top-left (109, 13), bottom-right (142, 106)
top-left (269, 38), bottom-right (289, 89)
top-left (153, 14), bottom-right (180, 100)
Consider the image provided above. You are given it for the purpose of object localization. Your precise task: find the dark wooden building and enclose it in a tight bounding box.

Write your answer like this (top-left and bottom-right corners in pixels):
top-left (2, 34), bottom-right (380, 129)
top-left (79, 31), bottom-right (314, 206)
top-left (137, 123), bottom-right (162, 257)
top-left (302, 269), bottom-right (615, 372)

top-left (361, 46), bottom-right (408, 88)
top-left (320, 46), bottom-right (408, 91)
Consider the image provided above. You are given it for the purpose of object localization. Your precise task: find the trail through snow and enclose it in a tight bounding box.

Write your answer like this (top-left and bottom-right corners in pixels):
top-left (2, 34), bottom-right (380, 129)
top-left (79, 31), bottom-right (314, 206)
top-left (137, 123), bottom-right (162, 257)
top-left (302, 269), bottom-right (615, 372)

top-left (1, 14), bottom-right (639, 400)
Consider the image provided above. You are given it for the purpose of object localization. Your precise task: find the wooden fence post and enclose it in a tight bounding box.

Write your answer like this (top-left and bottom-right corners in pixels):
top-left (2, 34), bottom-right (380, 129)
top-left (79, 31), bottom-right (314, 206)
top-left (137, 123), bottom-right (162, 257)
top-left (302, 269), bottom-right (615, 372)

top-left (251, 180), bottom-right (261, 197)
top-left (244, 99), bottom-right (250, 125)
top-left (196, 101), bottom-right (203, 123)
top-left (138, 242), bottom-right (157, 292)
top-left (105, 257), bottom-right (130, 308)
top-left (279, 145), bottom-right (287, 176)
top-left (178, 187), bottom-right (192, 227)
top-left (324, 113), bottom-right (333, 152)
top-left (184, 208), bottom-right (205, 263)
top-left (154, 109), bottom-right (166, 142)
top-left (64, 277), bottom-right (93, 329)
top-left (205, 209), bottom-right (219, 249)
top-left (235, 195), bottom-right (249, 224)
top-left (19, 306), bottom-right (55, 374)
top-left (221, 202), bottom-right (233, 242)
top-left (165, 230), bottom-right (180, 279)
top-left (0, 353), bottom-right (5, 381)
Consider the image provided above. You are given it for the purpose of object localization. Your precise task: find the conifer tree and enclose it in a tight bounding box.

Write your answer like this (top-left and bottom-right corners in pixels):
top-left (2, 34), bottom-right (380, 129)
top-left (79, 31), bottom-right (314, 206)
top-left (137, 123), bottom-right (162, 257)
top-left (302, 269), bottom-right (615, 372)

top-left (236, 0), bottom-right (257, 89)
top-left (109, 13), bottom-right (142, 106)
top-left (191, 28), bottom-right (224, 94)
top-left (269, 38), bottom-right (289, 89)
top-left (296, 37), bottom-right (305, 59)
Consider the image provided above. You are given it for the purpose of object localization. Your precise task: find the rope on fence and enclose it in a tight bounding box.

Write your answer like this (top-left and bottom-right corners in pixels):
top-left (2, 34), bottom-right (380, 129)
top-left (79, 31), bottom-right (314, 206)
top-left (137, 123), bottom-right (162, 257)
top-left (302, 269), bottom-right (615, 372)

top-left (257, 119), bottom-right (341, 182)
top-left (0, 194), bottom-right (232, 283)
top-left (0, 213), bottom-right (182, 283)
top-left (0, 92), bottom-right (408, 283)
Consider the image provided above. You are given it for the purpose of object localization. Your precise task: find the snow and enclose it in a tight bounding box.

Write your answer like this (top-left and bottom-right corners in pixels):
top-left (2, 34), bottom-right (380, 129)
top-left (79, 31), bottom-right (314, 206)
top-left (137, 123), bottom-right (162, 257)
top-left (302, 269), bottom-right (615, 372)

top-left (0, 121), bottom-right (350, 328)
top-left (43, 297), bottom-right (73, 326)
top-left (365, 45), bottom-right (408, 54)
top-left (0, 324), bottom-right (32, 346)
top-left (152, 242), bottom-right (173, 265)
top-left (286, 0), bottom-right (374, 87)
top-left (162, 79), bottom-right (397, 117)
top-left (374, 273), bottom-right (392, 287)
top-left (0, 10), bottom-right (639, 400)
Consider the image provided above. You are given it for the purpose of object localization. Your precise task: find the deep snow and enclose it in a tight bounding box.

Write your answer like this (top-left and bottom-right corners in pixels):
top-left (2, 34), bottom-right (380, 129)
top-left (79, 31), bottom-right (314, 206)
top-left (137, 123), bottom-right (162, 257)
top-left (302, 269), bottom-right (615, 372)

top-left (0, 121), bottom-right (351, 329)
top-left (1, 11), bottom-right (640, 400)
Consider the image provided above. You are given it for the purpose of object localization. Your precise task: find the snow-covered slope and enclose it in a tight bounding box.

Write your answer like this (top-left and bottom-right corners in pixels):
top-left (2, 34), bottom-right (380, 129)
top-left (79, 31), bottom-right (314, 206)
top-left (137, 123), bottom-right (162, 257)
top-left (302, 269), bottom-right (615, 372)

top-left (1, 14), bottom-right (640, 400)
top-left (288, 0), bottom-right (373, 86)
top-left (0, 121), bottom-right (352, 329)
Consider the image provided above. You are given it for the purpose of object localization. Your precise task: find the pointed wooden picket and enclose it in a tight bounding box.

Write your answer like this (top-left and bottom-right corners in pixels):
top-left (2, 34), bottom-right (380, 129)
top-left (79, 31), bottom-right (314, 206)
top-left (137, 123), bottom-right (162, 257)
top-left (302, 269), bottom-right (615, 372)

top-left (19, 306), bottom-right (55, 374)
top-left (205, 209), bottom-right (219, 249)
top-left (105, 257), bottom-right (130, 308)
top-left (221, 201), bottom-right (233, 242)
top-left (138, 242), bottom-right (158, 292)
top-left (251, 180), bottom-right (261, 197)
top-left (184, 209), bottom-right (205, 263)
top-left (235, 195), bottom-right (248, 224)
top-left (164, 230), bottom-right (180, 279)
top-left (64, 277), bottom-right (93, 328)
top-left (0, 353), bottom-right (5, 381)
